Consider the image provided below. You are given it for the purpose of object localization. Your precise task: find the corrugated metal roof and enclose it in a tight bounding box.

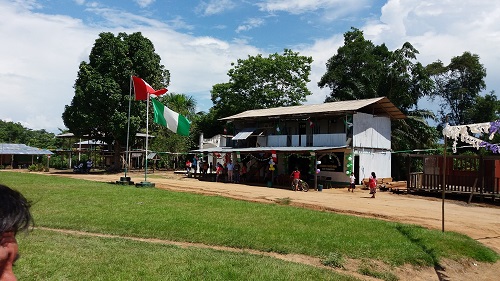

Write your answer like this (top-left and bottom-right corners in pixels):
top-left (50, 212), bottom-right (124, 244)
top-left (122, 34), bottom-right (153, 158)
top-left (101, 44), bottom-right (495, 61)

top-left (220, 97), bottom-right (405, 121)
top-left (0, 143), bottom-right (54, 155)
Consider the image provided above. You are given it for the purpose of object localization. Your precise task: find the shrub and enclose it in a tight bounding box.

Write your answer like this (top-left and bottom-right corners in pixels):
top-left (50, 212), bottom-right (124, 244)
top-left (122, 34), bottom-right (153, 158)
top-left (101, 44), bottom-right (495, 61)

top-left (28, 163), bottom-right (46, 172)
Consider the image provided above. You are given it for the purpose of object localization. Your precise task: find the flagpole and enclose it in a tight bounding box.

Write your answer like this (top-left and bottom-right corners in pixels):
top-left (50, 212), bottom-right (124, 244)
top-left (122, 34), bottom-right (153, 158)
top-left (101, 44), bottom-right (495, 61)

top-left (117, 75), bottom-right (133, 185)
top-left (145, 93), bottom-right (150, 182)
top-left (125, 76), bottom-right (132, 179)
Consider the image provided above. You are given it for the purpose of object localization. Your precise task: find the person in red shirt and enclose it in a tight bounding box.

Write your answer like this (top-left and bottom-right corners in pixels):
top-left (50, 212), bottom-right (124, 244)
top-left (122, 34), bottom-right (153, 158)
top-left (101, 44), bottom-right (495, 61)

top-left (216, 163), bottom-right (223, 182)
top-left (290, 168), bottom-right (301, 191)
top-left (369, 172), bottom-right (377, 198)
top-left (185, 159), bottom-right (191, 175)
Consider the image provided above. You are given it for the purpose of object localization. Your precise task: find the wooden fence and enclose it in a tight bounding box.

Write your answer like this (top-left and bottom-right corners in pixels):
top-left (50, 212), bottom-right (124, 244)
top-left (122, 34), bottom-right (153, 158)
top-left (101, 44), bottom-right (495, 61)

top-left (407, 154), bottom-right (500, 201)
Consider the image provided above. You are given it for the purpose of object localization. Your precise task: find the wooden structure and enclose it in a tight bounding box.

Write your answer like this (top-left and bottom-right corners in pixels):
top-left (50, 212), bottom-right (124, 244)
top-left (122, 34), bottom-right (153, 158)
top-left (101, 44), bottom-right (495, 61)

top-left (407, 154), bottom-right (500, 201)
top-left (195, 97), bottom-right (405, 189)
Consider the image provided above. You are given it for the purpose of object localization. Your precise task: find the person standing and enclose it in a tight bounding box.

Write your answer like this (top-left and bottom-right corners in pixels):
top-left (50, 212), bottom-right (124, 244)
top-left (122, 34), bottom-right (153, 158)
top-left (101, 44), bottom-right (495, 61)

top-left (192, 156), bottom-right (198, 175)
top-left (1, 184), bottom-right (34, 281)
top-left (233, 162), bottom-right (240, 183)
top-left (240, 163), bottom-right (247, 183)
top-left (226, 160), bottom-right (234, 183)
top-left (290, 167), bottom-right (301, 191)
top-left (369, 172), bottom-right (377, 198)
top-left (185, 159), bottom-right (191, 175)
top-left (86, 159), bottom-right (93, 174)
top-left (202, 161), bottom-right (208, 178)
top-left (348, 173), bottom-right (356, 192)
top-left (216, 163), bottom-right (223, 182)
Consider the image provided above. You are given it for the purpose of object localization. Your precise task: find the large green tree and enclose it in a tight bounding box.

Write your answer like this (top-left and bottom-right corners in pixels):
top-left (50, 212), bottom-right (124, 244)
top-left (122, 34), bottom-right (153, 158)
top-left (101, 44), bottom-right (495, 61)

top-left (211, 49), bottom-right (313, 120)
top-left (464, 92), bottom-right (500, 123)
top-left (62, 32), bottom-right (170, 170)
top-left (318, 28), bottom-right (439, 180)
top-left (426, 52), bottom-right (487, 126)
top-left (318, 28), bottom-right (432, 113)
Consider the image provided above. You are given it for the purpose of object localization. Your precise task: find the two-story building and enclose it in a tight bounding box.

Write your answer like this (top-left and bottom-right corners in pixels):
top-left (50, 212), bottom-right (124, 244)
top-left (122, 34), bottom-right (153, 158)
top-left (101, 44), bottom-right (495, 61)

top-left (195, 97), bottom-right (405, 189)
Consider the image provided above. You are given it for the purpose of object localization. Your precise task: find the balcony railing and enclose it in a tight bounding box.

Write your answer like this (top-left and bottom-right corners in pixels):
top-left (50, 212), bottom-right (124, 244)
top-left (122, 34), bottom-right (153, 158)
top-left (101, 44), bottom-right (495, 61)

top-left (262, 133), bottom-right (347, 147)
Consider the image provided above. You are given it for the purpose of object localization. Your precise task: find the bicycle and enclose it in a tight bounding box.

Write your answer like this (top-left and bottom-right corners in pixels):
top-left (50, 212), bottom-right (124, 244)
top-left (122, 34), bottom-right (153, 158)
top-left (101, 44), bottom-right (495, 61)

top-left (291, 179), bottom-right (309, 192)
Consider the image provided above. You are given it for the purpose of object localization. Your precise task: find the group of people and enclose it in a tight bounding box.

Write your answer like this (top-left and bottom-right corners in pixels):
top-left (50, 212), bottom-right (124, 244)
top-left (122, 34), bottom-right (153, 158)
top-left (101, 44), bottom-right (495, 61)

top-left (215, 160), bottom-right (247, 183)
top-left (349, 171), bottom-right (378, 198)
top-left (186, 156), bottom-right (379, 198)
top-left (73, 159), bottom-right (93, 174)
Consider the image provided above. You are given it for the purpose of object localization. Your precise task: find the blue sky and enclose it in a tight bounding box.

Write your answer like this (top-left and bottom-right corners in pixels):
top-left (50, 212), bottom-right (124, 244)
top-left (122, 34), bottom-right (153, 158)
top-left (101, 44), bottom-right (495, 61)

top-left (1, 0), bottom-right (500, 133)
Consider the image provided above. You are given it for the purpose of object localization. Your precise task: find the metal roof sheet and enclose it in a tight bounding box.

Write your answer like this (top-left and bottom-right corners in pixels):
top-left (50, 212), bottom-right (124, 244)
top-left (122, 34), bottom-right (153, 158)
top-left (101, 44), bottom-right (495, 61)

top-left (232, 128), bottom-right (256, 140)
top-left (220, 97), bottom-right (405, 121)
top-left (0, 143), bottom-right (54, 155)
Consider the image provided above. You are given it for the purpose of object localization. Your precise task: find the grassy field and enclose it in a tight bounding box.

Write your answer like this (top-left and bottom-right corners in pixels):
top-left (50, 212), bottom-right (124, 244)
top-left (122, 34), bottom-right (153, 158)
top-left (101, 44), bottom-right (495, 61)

top-left (1, 171), bottom-right (498, 280)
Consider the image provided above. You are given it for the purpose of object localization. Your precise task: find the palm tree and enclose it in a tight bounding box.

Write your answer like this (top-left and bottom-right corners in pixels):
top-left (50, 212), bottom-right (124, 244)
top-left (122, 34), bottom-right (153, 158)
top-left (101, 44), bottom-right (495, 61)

top-left (160, 93), bottom-right (196, 119)
top-left (149, 93), bottom-right (198, 168)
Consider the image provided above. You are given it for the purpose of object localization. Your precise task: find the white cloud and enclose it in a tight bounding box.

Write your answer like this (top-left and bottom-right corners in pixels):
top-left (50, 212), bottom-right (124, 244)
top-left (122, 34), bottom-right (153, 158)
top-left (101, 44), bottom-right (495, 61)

top-left (294, 0), bottom-right (500, 108)
top-left (257, 0), bottom-right (371, 21)
top-left (0, 1), bottom-right (259, 132)
top-left (370, 0), bottom-right (500, 94)
top-left (3, 0), bottom-right (500, 133)
top-left (297, 35), bottom-right (345, 104)
top-left (196, 0), bottom-right (236, 16)
top-left (0, 2), bottom-right (98, 132)
top-left (236, 18), bottom-right (265, 33)
top-left (135, 0), bottom-right (155, 8)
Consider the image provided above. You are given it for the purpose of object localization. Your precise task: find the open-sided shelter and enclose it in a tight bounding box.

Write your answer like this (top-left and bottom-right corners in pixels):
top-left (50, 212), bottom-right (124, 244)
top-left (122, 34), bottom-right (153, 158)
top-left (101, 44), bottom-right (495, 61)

top-left (0, 143), bottom-right (53, 168)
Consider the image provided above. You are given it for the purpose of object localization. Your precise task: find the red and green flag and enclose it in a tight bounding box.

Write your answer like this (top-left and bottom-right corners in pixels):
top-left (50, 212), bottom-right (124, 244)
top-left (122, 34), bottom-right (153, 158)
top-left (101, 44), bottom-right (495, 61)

top-left (132, 76), bottom-right (168, 100)
top-left (151, 98), bottom-right (191, 136)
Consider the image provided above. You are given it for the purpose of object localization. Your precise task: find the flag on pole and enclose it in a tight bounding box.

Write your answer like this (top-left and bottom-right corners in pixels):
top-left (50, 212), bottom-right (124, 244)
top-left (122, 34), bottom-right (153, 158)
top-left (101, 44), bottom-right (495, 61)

top-left (151, 98), bottom-right (191, 136)
top-left (132, 76), bottom-right (168, 100)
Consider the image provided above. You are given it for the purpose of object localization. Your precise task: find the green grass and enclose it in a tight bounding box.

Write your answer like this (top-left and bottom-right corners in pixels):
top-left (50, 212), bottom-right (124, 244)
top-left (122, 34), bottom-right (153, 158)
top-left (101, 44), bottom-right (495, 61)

top-left (1, 171), bottom-right (499, 279)
top-left (17, 229), bottom-right (355, 281)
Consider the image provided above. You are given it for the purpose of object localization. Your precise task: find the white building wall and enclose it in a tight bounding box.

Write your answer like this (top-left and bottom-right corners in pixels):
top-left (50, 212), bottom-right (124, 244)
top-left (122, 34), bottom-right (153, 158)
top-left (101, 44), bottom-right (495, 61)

top-left (356, 149), bottom-right (392, 182)
top-left (353, 112), bottom-right (391, 149)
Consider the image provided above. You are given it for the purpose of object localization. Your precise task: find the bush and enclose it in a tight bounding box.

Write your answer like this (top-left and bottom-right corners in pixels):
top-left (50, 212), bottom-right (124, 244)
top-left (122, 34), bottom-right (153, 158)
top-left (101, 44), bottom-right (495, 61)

top-left (28, 163), bottom-right (47, 172)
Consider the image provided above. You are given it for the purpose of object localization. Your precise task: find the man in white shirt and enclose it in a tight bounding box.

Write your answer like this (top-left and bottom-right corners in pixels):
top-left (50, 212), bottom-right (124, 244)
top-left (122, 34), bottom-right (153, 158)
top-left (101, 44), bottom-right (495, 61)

top-left (226, 160), bottom-right (234, 183)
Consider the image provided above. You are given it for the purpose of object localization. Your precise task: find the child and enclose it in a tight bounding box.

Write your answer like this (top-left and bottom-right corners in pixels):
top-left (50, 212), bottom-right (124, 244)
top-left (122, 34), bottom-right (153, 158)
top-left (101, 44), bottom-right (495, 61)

top-left (216, 163), bottom-right (223, 182)
top-left (369, 172), bottom-right (377, 198)
top-left (348, 173), bottom-right (355, 192)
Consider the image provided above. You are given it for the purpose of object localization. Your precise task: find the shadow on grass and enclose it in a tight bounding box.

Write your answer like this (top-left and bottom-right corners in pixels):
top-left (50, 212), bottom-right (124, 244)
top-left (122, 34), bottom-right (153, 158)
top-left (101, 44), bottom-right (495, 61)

top-left (395, 225), bottom-right (450, 281)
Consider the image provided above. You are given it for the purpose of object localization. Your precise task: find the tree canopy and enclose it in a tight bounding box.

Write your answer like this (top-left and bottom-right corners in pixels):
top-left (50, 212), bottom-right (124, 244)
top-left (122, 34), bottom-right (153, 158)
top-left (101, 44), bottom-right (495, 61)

top-left (317, 27), bottom-right (441, 177)
top-left (62, 32), bottom-right (170, 170)
top-left (211, 49), bottom-right (313, 119)
top-left (318, 27), bottom-right (432, 114)
top-left (0, 120), bottom-right (60, 149)
top-left (426, 52), bottom-right (487, 126)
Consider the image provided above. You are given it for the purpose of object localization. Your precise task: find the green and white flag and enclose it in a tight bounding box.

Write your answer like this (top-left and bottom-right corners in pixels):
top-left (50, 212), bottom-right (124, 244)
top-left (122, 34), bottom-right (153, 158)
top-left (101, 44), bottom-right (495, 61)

top-left (151, 98), bottom-right (191, 136)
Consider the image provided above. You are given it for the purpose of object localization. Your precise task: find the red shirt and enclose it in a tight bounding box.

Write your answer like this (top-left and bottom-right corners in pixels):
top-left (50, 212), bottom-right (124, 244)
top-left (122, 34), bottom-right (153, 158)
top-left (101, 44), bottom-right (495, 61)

top-left (292, 170), bottom-right (300, 179)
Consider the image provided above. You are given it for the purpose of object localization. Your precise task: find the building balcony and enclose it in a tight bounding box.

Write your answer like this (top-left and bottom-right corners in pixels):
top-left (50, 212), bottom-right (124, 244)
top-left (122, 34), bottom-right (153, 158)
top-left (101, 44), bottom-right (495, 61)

top-left (256, 133), bottom-right (348, 148)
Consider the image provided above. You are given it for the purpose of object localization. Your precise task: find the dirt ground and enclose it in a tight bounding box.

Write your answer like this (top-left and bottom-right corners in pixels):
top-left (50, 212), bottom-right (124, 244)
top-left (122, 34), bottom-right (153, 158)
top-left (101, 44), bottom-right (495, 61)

top-left (15, 170), bottom-right (500, 280)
